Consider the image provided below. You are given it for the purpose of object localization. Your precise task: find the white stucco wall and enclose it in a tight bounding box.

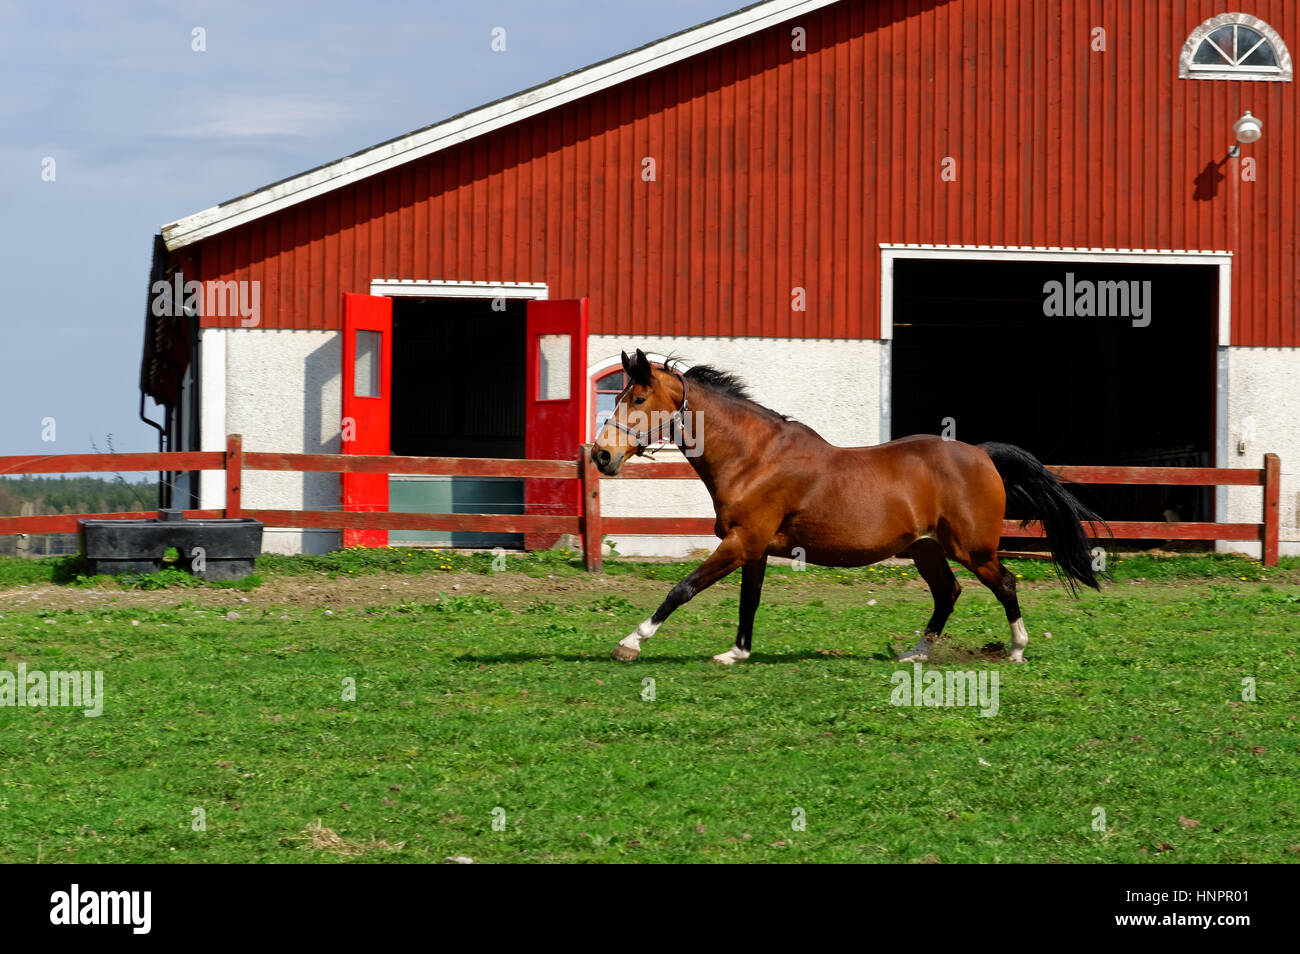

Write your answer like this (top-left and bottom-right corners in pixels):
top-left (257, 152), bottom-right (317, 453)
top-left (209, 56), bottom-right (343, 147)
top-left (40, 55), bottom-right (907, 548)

top-left (200, 327), bottom-right (1296, 561)
top-left (205, 327), bottom-right (885, 558)
top-left (201, 328), bottom-right (343, 555)
top-left (589, 335), bottom-right (888, 556)
top-left (1219, 346), bottom-right (1300, 558)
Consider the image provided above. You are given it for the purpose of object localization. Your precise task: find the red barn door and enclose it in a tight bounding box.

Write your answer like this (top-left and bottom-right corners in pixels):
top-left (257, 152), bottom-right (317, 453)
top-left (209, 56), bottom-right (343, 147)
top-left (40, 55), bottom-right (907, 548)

top-left (524, 299), bottom-right (588, 549)
top-left (341, 293), bottom-right (392, 548)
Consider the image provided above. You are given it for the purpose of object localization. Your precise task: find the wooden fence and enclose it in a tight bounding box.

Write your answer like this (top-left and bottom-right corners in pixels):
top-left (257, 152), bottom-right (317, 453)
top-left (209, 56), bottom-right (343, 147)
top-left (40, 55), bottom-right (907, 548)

top-left (0, 435), bottom-right (1282, 571)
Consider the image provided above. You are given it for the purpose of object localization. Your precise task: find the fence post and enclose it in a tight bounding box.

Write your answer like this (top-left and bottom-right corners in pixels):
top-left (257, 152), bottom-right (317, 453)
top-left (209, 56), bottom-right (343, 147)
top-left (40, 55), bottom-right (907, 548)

top-left (1262, 453), bottom-right (1280, 567)
top-left (226, 434), bottom-right (243, 518)
top-left (578, 444), bottom-right (602, 572)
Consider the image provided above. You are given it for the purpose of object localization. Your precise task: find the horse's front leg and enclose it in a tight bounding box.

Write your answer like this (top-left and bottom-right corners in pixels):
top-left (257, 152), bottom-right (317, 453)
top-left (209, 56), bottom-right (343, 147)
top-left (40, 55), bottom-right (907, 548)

top-left (612, 532), bottom-right (751, 661)
top-left (712, 555), bottom-right (767, 665)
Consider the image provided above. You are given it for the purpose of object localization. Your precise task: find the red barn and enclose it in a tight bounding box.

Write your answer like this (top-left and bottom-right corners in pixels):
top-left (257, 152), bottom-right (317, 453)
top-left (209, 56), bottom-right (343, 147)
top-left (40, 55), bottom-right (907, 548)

top-left (140, 0), bottom-right (1299, 556)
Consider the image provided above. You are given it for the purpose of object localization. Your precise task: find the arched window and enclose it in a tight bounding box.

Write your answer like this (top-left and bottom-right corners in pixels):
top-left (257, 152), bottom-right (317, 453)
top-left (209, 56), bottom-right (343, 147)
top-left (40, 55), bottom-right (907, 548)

top-left (589, 352), bottom-right (686, 442)
top-left (590, 367), bottom-right (627, 440)
top-left (1179, 13), bottom-right (1292, 81)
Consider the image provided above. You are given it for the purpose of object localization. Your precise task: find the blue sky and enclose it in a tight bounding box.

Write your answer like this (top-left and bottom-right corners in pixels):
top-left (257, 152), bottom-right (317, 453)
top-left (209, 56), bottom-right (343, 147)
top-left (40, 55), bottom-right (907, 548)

top-left (1, 0), bottom-right (741, 458)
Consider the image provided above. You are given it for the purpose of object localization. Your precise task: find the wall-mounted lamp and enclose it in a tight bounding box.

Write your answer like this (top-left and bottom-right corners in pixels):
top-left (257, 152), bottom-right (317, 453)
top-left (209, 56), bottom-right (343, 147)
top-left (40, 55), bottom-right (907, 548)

top-left (1229, 110), bottom-right (1263, 157)
top-left (1237, 415), bottom-right (1257, 456)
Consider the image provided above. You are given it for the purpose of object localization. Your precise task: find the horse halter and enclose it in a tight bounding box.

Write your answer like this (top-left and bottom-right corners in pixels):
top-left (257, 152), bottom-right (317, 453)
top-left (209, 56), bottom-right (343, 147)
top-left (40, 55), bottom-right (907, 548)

top-left (610, 368), bottom-right (690, 458)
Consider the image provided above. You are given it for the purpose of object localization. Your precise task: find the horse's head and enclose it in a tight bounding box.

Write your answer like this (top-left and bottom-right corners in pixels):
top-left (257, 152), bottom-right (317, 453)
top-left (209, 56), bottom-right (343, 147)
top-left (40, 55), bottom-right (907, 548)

top-left (591, 349), bottom-right (687, 476)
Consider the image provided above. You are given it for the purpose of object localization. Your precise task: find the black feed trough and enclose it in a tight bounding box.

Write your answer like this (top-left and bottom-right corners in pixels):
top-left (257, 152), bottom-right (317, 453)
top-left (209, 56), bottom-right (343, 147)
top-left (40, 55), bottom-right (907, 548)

top-left (78, 510), bottom-right (263, 581)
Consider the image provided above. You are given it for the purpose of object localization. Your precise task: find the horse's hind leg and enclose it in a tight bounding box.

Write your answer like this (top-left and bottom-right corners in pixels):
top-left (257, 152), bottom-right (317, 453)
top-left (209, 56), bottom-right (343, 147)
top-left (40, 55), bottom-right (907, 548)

top-left (897, 539), bottom-right (962, 662)
top-left (968, 552), bottom-right (1027, 662)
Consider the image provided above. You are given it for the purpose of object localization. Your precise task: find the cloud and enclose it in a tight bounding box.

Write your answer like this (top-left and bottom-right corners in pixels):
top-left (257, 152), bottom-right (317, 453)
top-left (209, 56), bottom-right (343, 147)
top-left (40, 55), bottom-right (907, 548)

top-left (181, 95), bottom-right (356, 138)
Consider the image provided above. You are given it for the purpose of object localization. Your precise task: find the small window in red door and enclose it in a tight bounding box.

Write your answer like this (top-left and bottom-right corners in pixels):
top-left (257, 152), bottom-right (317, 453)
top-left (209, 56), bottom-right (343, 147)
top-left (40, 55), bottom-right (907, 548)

top-left (353, 330), bottom-right (382, 398)
top-left (535, 334), bottom-right (573, 401)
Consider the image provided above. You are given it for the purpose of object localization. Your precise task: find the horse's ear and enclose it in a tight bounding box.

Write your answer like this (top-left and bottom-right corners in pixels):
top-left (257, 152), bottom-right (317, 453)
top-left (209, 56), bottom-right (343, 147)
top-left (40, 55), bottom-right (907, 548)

top-left (620, 350), bottom-right (634, 377)
top-left (630, 349), bottom-right (653, 386)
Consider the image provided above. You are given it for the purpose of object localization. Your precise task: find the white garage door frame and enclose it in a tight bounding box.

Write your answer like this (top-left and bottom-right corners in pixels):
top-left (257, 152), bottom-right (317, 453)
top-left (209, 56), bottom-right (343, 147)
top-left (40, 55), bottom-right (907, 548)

top-left (878, 243), bottom-right (1234, 520)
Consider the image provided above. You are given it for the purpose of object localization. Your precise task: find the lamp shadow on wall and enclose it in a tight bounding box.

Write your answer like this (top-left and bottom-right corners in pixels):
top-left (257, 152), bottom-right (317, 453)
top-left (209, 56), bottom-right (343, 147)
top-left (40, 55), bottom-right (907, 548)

top-left (1193, 159), bottom-right (1227, 201)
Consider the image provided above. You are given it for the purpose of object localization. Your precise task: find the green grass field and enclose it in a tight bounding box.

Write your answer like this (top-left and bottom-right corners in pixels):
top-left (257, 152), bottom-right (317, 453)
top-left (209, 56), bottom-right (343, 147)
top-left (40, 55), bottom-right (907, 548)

top-left (0, 549), bottom-right (1296, 863)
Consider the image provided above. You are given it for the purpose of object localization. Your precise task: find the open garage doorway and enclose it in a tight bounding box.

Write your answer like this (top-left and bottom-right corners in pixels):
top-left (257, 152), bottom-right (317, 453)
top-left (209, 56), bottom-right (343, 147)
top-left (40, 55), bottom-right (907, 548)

top-left (887, 252), bottom-right (1222, 532)
top-left (389, 296), bottom-right (527, 549)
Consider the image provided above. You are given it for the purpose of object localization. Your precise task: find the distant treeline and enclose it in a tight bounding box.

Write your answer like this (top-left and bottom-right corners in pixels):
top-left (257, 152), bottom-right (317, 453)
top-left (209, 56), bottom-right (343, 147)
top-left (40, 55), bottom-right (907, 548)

top-left (0, 475), bottom-right (159, 517)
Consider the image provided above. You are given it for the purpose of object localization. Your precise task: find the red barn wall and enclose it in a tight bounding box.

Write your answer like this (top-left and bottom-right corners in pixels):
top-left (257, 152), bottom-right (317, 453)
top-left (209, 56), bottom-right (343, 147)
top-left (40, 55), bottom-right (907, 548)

top-left (185, 0), bottom-right (1299, 346)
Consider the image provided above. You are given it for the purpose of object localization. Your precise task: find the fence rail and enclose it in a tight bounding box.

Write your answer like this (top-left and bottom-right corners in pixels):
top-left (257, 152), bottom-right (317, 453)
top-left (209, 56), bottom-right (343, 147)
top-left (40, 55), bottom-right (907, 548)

top-left (0, 435), bottom-right (1282, 570)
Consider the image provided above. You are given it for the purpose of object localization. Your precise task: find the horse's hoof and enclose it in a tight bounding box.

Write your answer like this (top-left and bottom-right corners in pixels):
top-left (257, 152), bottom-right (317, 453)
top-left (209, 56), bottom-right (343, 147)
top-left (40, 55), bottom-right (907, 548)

top-left (1008, 653), bottom-right (1026, 664)
top-left (712, 647), bottom-right (750, 665)
top-left (897, 650), bottom-right (930, 663)
top-left (612, 644), bottom-right (640, 662)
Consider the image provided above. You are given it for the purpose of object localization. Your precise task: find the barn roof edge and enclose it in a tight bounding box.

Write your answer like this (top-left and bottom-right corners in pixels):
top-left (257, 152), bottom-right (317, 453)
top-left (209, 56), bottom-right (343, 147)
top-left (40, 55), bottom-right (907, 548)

top-left (159, 0), bottom-right (841, 252)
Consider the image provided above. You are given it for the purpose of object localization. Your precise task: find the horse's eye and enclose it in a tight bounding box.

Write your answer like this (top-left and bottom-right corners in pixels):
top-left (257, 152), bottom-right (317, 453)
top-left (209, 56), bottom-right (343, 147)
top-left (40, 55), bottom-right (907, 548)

top-left (633, 396), bottom-right (646, 406)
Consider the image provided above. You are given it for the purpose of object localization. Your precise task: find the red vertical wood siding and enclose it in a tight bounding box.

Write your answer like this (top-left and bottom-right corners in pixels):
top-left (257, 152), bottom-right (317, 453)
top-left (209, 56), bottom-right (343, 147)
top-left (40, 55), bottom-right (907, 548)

top-left (191, 0), bottom-right (1299, 346)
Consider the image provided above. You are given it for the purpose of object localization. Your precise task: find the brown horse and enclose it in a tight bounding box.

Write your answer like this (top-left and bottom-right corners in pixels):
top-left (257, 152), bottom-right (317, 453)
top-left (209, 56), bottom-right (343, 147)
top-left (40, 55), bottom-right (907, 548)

top-left (591, 350), bottom-right (1105, 665)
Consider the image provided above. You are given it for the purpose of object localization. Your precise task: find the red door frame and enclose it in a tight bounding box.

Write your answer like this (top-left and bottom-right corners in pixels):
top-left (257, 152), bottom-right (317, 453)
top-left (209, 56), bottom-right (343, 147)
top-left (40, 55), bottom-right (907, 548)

top-left (524, 299), bottom-right (588, 548)
top-left (341, 292), bottom-right (392, 548)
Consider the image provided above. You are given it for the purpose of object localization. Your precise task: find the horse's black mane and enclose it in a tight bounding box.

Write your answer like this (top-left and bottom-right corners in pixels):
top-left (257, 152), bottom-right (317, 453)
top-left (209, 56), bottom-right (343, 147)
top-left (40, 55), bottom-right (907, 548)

top-left (683, 364), bottom-right (754, 400)
top-left (667, 355), bottom-right (794, 423)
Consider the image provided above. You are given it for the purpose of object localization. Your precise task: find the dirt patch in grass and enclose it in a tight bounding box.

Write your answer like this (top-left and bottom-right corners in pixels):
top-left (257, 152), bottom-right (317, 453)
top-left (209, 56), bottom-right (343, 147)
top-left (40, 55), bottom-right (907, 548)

top-left (887, 632), bottom-right (1012, 664)
top-left (942, 640), bottom-right (1012, 663)
top-left (294, 820), bottom-right (404, 857)
top-left (0, 568), bottom-right (693, 614)
top-left (1, 548), bottom-right (1291, 615)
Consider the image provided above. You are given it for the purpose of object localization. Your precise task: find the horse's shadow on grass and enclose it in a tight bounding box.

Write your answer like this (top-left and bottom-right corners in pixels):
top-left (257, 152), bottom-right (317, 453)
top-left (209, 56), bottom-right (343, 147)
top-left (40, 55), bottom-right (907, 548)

top-left (454, 649), bottom-right (898, 665)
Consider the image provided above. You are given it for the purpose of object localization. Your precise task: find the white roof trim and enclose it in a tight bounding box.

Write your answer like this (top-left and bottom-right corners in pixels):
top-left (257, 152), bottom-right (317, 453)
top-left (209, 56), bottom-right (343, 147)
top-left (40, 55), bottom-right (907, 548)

top-left (370, 279), bottom-right (549, 299)
top-left (880, 243), bottom-right (1232, 260)
top-left (162, 0), bottom-right (841, 251)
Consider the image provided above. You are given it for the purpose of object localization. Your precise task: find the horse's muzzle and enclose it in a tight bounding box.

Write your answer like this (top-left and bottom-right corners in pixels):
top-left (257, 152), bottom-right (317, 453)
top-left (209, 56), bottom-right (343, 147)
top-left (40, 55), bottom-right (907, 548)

top-left (591, 445), bottom-right (621, 476)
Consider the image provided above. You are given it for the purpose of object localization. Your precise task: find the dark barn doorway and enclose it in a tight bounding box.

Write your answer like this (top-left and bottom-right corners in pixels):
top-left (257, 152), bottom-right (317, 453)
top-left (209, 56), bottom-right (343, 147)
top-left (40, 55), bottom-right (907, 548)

top-left (890, 258), bottom-right (1218, 532)
top-left (389, 297), bottom-right (527, 548)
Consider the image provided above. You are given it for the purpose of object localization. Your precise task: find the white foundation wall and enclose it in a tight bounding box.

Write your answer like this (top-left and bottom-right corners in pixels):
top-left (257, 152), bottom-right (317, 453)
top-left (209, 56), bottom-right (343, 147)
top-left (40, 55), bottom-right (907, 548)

top-left (200, 328), bottom-right (343, 555)
top-left (589, 335), bottom-right (888, 557)
top-left (1219, 346), bottom-right (1300, 558)
top-left (198, 329), bottom-right (886, 558)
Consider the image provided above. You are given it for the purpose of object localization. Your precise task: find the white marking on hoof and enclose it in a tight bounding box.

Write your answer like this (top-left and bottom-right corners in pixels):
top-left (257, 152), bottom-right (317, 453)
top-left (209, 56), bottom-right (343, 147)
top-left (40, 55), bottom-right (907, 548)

top-left (711, 644), bottom-right (750, 665)
top-left (1008, 617), bottom-right (1028, 663)
top-left (614, 618), bottom-right (659, 661)
top-left (898, 633), bottom-right (934, 663)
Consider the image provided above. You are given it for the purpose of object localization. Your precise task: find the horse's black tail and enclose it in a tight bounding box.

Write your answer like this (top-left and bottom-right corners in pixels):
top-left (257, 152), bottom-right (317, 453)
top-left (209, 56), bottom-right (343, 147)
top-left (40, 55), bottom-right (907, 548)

top-left (979, 442), bottom-right (1110, 594)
